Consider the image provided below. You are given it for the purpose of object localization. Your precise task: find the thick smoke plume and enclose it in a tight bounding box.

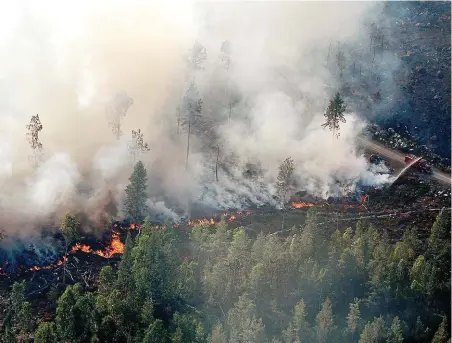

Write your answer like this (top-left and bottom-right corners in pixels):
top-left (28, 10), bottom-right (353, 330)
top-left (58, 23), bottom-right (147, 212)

top-left (0, 1), bottom-right (392, 236)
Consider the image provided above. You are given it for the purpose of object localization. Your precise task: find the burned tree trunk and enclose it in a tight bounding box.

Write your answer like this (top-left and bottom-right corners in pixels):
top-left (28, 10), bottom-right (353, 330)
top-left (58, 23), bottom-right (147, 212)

top-left (182, 83), bottom-right (203, 171)
top-left (185, 117), bottom-right (191, 171)
top-left (177, 102), bottom-right (182, 135)
top-left (215, 145), bottom-right (220, 182)
top-left (326, 40), bottom-right (332, 66)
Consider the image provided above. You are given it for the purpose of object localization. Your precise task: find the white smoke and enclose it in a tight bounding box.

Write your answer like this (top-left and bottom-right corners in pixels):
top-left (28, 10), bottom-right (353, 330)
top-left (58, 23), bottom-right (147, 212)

top-left (0, 0), bottom-right (394, 235)
top-left (26, 153), bottom-right (80, 214)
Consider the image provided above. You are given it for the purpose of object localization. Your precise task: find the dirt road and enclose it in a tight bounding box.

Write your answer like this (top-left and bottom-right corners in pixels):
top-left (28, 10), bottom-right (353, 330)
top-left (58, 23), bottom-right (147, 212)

top-left (358, 137), bottom-right (451, 185)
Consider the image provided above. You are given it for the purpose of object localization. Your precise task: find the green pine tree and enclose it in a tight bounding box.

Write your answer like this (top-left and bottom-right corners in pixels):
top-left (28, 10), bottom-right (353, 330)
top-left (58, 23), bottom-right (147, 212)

top-left (60, 213), bottom-right (81, 283)
top-left (124, 160), bottom-right (148, 223)
top-left (387, 317), bottom-right (403, 343)
top-left (431, 317), bottom-right (449, 343)
top-left (116, 232), bottom-right (135, 295)
top-left (34, 322), bottom-right (58, 343)
top-left (143, 320), bottom-right (169, 343)
top-left (315, 297), bottom-right (334, 343)
top-left (16, 302), bottom-right (33, 337)
top-left (426, 209), bottom-right (451, 289)
top-left (321, 92), bottom-right (347, 138)
top-left (277, 157), bottom-right (295, 230)
top-left (347, 298), bottom-right (361, 342)
top-left (209, 324), bottom-right (227, 343)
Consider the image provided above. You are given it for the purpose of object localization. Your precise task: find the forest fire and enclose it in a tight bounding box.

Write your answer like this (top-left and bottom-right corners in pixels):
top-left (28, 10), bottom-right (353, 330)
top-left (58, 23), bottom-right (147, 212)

top-left (70, 232), bottom-right (124, 258)
top-left (291, 201), bottom-right (314, 208)
top-left (0, 233), bottom-right (126, 275)
top-left (187, 210), bottom-right (251, 226)
top-left (28, 256), bottom-right (68, 272)
top-left (188, 218), bottom-right (216, 226)
top-left (0, 209), bottom-right (255, 275)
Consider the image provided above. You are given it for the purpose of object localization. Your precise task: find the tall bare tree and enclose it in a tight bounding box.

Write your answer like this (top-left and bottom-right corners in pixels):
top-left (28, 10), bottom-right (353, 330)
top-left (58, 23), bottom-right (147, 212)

top-left (128, 129), bottom-right (150, 163)
top-left (185, 41), bottom-right (207, 86)
top-left (26, 114), bottom-right (43, 169)
top-left (215, 145), bottom-right (220, 182)
top-left (220, 40), bottom-right (231, 71)
top-left (326, 40), bottom-right (332, 66)
top-left (277, 157), bottom-right (295, 230)
top-left (181, 83), bottom-right (203, 170)
top-left (107, 92), bottom-right (133, 140)
top-left (187, 41), bottom-right (207, 74)
top-left (220, 40), bottom-right (234, 121)
top-left (178, 41), bottom-right (207, 135)
top-left (321, 92), bottom-right (347, 138)
top-left (336, 50), bottom-right (346, 79)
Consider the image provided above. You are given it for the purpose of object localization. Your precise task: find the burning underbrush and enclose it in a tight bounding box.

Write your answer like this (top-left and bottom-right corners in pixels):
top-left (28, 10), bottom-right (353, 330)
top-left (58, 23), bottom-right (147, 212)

top-left (1, 173), bottom-right (447, 280)
top-left (0, 229), bottom-right (123, 276)
top-left (0, 209), bottom-right (254, 276)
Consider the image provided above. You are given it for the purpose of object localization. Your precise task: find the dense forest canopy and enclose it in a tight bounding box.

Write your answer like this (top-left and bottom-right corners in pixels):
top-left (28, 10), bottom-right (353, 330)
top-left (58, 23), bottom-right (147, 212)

top-left (0, 1), bottom-right (450, 342)
top-left (1, 208), bottom-right (450, 342)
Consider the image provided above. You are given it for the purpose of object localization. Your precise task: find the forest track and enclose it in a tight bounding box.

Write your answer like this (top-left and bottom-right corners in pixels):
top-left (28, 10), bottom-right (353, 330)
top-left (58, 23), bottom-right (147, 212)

top-left (358, 137), bottom-right (451, 185)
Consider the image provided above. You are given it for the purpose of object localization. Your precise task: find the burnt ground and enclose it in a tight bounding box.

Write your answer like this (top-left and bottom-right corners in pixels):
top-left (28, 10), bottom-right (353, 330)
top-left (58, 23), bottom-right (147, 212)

top-left (0, 169), bottom-right (450, 325)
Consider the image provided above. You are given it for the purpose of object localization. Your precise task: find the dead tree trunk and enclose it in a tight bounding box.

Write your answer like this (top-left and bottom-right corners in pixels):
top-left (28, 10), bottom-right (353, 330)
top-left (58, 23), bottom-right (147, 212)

top-left (177, 100), bottom-right (182, 135)
top-left (281, 209), bottom-right (286, 231)
top-left (185, 117), bottom-right (191, 171)
top-left (326, 41), bottom-right (332, 66)
top-left (63, 244), bottom-right (68, 284)
top-left (215, 145), bottom-right (220, 182)
top-left (226, 63), bottom-right (232, 122)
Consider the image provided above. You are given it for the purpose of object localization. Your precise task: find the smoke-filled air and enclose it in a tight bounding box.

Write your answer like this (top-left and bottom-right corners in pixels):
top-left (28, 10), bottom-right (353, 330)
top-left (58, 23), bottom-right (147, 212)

top-left (0, 1), bottom-right (394, 236)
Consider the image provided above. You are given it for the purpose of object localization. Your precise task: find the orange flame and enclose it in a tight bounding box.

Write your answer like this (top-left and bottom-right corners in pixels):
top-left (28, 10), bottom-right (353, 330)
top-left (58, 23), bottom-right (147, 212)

top-left (291, 202), bottom-right (314, 208)
top-left (22, 209), bottom-right (252, 273)
top-left (361, 194), bottom-right (369, 205)
top-left (228, 215), bottom-right (236, 222)
top-left (27, 256), bottom-right (68, 272)
top-left (70, 232), bottom-right (124, 259)
top-left (71, 243), bottom-right (93, 254)
top-left (187, 210), bottom-right (250, 226)
top-left (98, 233), bottom-right (125, 258)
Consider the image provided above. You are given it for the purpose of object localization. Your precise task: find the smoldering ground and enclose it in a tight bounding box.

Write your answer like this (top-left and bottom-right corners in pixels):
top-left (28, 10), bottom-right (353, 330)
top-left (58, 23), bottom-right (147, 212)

top-left (0, 1), bottom-right (396, 237)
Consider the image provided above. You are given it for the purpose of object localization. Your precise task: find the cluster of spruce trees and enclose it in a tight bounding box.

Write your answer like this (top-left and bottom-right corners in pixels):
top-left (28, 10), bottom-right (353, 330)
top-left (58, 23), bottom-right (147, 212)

top-left (1, 204), bottom-right (450, 342)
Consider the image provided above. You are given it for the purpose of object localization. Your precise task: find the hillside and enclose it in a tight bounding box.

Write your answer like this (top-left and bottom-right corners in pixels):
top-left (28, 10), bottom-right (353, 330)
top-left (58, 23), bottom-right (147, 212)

top-left (0, 2), bottom-right (450, 343)
top-left (375, 1), bottom-right (451, 158)
top-left (0, 170), bottom-right (450, 342)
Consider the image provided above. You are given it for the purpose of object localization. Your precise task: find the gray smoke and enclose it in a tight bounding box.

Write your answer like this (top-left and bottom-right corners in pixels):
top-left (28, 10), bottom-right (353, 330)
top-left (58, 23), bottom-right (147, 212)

top-left (0, 1), bottom-right (395, 236)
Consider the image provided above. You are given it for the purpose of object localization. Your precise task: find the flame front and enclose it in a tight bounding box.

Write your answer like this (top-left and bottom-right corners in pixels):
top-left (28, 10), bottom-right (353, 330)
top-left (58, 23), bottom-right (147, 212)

top-left (13, 209), bottom-right (252, 274)
top-left (70, 232), bottom-right (124, 259)
top-left (23, 233), bottom-right (125, 272)
top-left (186, 210), bottom-right (250, 226)
top-left (291, 201), bottom-right (314, 208)
top-left (97, 233), bottom-right (125, 258)
top-left (27, 256), bottom-right (68, 272)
